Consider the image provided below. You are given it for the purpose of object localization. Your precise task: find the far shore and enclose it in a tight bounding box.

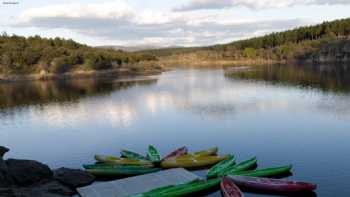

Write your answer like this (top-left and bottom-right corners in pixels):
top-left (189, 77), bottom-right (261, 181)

top-left (0, 67), bottom-right (163, 83)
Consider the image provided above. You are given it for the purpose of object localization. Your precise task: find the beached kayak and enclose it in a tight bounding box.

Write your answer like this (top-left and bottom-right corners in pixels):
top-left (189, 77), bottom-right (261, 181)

top-left (83, 163), bottom-right (153, 170)
top-left (121, 149), bottom-right (149, 161)
top-left (95, 155), bottom-right (153, 166)
top-left (193, 147), bottom-right (218, 156)
top-left (229, 176), bottom-right (317, 192)
top-left (131, 178), bottom-right (221, 197)
top-left (207, 154), bottom-right (236, 178)
top-left (161, 154), bottom-right (230, 168)
top-left (162, 146), bottom-right (188, 160)
top-left (219, 157), bottom-right (257, 177)
top-left (147, 145), bottom-right (161, 162)
top-left (86, 167), bottom-right (160, 176)
top-left (221, 176), bottom-right (244, 197)
top-left (229, 165), bottom-right (292, 177)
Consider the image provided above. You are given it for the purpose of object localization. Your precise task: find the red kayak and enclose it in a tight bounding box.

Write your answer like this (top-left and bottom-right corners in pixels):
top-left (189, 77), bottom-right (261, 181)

top-left (221, 176), bottom-right (244, 197)
top-left (162, 146), bottom-right (188, 160)
top-left (229, 175), bottom-right (317, 192)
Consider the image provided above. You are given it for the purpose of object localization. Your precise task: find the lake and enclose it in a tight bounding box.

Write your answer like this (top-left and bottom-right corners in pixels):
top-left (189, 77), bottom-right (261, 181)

top-left (1, 65), bottom-right (350, 196)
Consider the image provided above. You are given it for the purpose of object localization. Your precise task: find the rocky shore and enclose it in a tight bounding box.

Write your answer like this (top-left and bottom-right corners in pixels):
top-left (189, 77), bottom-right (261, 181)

top-left (0, 146), bottom-right (95, 197)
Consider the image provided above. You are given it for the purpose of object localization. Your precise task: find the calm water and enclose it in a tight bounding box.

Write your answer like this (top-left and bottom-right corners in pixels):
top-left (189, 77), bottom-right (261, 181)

top-left (1, 66), bottom-right (350, 196)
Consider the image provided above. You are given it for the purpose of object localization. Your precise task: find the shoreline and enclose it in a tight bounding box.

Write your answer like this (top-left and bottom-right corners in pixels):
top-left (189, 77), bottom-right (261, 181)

top-left (0, 67), bottom-right (163, 83)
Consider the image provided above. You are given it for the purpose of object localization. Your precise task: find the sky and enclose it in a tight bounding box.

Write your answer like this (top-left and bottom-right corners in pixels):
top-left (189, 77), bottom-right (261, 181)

top-left (1, 0), bottom-right (350, 47)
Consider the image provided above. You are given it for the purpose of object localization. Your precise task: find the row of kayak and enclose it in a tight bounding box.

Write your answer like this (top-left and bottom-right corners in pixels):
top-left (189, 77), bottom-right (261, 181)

top-left (83, 146), bottom-right (317, 196)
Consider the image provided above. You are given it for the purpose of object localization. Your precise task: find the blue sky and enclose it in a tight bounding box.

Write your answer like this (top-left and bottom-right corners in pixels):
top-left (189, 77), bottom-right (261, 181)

top-left (1, 0), bottom-right (350, 47)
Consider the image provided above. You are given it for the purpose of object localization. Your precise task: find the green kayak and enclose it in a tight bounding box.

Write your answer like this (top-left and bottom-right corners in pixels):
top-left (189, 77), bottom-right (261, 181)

top-left (229, 165), bottom-right (292, 177)
top-left (130, 178), bottom-right (221, 197)
top-left (147, 145), bottom-right (161, 162)
top-left (86, 167), bottom-right (160, 176)
top-left (83, 163), bottom-right (153, 170)
top-left (218, 156), bottom-right (257, 176)
top-left (207, 154), bottom-right (235, 178)
top-left (121, 149), bottom-right (149, 161)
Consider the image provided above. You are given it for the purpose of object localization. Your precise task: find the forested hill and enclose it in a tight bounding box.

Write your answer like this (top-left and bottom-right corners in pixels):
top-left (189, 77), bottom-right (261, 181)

top-left (0, 34), bottom-right (157, 75)
top-left (142, 18), bottom-right (350, 64)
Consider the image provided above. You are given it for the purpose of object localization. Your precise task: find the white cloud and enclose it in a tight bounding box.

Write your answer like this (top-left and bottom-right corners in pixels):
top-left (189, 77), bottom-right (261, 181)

top-left (174, 0), bottom-right (350, 11)
top-left (13, 0), bottom-right (308, 46)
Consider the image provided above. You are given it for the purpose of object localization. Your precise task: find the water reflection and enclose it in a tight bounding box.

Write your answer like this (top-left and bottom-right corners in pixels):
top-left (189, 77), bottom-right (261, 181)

top-left (225, 64), bottom-right (350, 93)
top-left (0, 78), bottom-right (157, 121)
top-left (1, 69), bottom-right (350, 197)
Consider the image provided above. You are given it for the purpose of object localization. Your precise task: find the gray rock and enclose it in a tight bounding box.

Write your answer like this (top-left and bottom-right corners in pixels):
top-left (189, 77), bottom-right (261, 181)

top-left (6, 159), bottom-right (53, 186)
top-left (6, 180), bottom-right (75, 197)
top-left (54, 167), bottom-right (95, 188)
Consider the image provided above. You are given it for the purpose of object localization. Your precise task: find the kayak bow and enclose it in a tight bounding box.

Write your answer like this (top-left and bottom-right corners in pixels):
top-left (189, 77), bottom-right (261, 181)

top-left (207, 154), bottom-right (236, 178)
top-left (162, 146), bottom-right (188, 160)
top-left (121, 149), bottom-right (149, 161)
top-left (221, 176), bottom-right (244, 197)
top-left (148, 145), bottom-right (161, 162)
top-left (219, 156), bottom-right (257, 177)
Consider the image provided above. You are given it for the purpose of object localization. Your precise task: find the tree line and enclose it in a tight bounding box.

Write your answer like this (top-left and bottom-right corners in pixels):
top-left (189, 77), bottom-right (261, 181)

top-left (143, 18), bottom-right (350, 62)
top-left (0, 33), bottom-right (157, 74)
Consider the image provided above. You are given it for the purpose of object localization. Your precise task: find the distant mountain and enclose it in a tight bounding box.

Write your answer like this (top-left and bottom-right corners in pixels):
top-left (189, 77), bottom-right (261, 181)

top-left (97, 45), bottom-right (183, 52)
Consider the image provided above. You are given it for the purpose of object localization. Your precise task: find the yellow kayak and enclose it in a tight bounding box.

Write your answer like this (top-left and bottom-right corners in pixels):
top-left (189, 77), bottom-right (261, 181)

top-left (95, 155), bottom-right (153, 166)
top-left (161, 154), bottom-right (230, 169)
top-left (193, 147), bottom-right (218, 156)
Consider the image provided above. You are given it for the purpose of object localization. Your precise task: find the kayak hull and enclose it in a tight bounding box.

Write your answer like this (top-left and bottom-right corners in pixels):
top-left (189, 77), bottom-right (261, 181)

top-left (194, 147), bottom-right (218, 156)
top-left (131, 178), bottom-right (221, 197)
top-left (121, 149), bottom-right (148, 161)
top-left (219, 157), bottom-right (257, 177)
top-left (162, 146), bottom-right (188, 160)
top-left (86, 167), bottom-right (160, 176)
top-left (207, 155), bottom-right (235, 178)
top-left (221, 176), bottom-right (244, 197)
top-left (83, 163), bottom-right (153, 170)
top-left (229, 176), bottom-right (317, 192)
top-left (161, 155), bottom-right (230, 169)
top-left (230, 165), bottom-right (292, 177)
top-left (95, 155), bottom-right (153, 166)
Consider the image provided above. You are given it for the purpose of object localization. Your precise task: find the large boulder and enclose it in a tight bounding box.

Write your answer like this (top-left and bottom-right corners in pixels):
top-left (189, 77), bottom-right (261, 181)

top-left (54, 167), bottom-right (95, 188)
top-left (0, 146), bottom-right (13, 187)
top-left (0, 146), bottom-right (9, 158)
top-left (6, 159), bottom-right (53, 186)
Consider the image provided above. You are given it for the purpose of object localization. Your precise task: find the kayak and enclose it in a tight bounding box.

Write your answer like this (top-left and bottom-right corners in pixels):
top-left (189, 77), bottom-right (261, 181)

top-left (207, 154), bottom-right (236, 178)
top-left (219, 157), bottom-right (257, 177)
top-left (147, 145), bottom-right (161, 162)
top-left (121, 149), bottom-right (149, 161)
top-left (95, 155), bottom-right (153, 166)
top-left (229, 165), bottom-right (293, 177)
top-left (229, 175), bottom-right (317, 192)
top-left (193, 147), bottom-right (218, 156)
top-left (83, 163), bottom-right (153, 169)
top-left (161, 154), bottom-right (230, 169)
top-left (131, 178), bottom-right (221, 197)
top-left (162, 146), bottom-right (188, 160)
top-left (86, 167), bottom-right (160, 176)
top-left (221, 176), bottom-right (244, 197)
